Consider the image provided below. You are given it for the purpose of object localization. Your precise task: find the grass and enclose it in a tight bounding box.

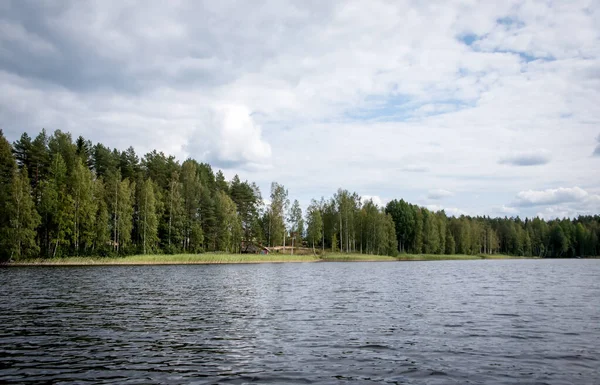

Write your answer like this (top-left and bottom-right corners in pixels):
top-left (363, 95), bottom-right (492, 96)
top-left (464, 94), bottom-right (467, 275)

top-left (320, 253), bottom-right (398, 262)
top-left (8, 252), bottom-right (533, 266)
top-left (395, 254), bottom-right (528, 261)
top-left (11, 253), bottom-right (320, 266)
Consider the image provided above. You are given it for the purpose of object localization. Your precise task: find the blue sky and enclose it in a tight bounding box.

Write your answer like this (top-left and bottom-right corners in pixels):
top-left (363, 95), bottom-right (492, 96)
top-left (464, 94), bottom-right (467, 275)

top-left (0, 0), bottom-right (599, 219)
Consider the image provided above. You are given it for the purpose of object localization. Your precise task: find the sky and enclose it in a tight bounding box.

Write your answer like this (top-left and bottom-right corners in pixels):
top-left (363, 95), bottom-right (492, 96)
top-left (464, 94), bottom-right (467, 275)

top-left (0, 0), bottom-right (599, 219)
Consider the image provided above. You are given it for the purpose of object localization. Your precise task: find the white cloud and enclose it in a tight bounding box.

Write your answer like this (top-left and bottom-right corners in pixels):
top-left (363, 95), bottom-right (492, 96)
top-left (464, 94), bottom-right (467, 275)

top-left (0, 1), bottom-right (598, 219)
top-left (490, 205), bottom-right (520, 217)
top-left (514, 186), bottom-right (589, 207)
top-left (361, 195), bottom-right (386, 208)
top-left (401, 165), bottom-right (429, 173)
top-left (427, 189), bottom-right (454, 200)
top-left (187, 105), bottom-right (272, 169)
top-left (511, 187), bottom-right (600, 219)
top-left (500, 205), bottom-right (519, 215)
top-left (426, 204), bottom-right (468, 217)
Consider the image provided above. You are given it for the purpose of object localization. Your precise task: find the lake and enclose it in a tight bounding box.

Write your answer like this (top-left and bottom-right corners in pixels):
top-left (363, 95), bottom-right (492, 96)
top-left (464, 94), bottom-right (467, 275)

top-left (1, 260), bottom-right (599, 384)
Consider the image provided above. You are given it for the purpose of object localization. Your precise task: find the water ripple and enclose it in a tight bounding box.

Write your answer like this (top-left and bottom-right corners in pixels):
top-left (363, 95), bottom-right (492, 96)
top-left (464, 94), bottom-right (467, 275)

top-left (1, 260), bottom-right (600, 384)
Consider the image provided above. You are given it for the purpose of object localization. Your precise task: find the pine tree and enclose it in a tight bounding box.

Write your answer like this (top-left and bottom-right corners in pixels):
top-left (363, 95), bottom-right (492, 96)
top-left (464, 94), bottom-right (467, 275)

top-left (13, 132), bottom-right (33, 169)
top-left (29, 129), bottom-right (50, 202)
top-left (0, 130), bottom-right (19, 261)
top-left (215, 170), bottom-right (229, 193)
top-left (215, 190), bottom-right (241, 252)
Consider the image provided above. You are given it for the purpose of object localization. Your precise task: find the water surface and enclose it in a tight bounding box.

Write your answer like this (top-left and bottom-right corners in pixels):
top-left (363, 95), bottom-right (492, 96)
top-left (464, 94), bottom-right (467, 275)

top-left (1, 259), bottom-right (599, 384)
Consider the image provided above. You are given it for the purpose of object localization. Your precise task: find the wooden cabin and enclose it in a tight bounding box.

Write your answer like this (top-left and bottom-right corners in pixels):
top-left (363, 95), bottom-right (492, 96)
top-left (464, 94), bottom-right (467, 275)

top-left (240, 240), bottom-right (270, 254)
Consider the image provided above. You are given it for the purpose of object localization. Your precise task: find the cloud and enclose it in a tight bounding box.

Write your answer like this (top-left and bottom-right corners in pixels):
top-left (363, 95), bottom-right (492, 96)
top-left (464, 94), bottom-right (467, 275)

top-left (401, 165), bottom-right (429, 173)
top-left (361, 195), bottom-right (386, 208)
top-left (187, 105), bottom-right (271, 169)
top-left (426, 204), bottom-right (468, 217)
top-left (594, 134), bottom-right (600, 157)
top-left (499, 150), bottom-right (551, 166)
top-left (510, 187), bottom-right (600, 219)
top-left (427, 189), bottom-right (453, 200)
top-left (500, 205), bottom-right (519, 215)
top-left (490, 205), bottom-right (520, 216)
top-left (513, 186), bottom-right (590, 207)
top-left (0, 1), bottom-right (599, 220)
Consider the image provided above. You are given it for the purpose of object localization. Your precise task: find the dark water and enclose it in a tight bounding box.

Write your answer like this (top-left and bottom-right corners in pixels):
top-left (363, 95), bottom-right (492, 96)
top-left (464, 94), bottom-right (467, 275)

top-left (1, 260), bottom-right (599, 384)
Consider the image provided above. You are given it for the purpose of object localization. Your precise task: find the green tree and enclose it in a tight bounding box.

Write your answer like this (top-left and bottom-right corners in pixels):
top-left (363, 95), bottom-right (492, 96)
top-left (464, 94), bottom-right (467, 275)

top-left (288, 199), bottom-right (303, 254)
top-left (106, 170), bottom-right (135, 254)
top-left (4, 167), bottom-right (41, 260)
top-left (445, 227), bottom-right (455, 254)
top-left (165, 171), bottom-right (185, 252)
top-left (215, 170), bottom-right (229, 193)
top-left (71, 158), bottom-right (96, 254)
top-left (267, 182), bottom-right (288, 247)
top-left (181, 160), bottom-right (202, 252)
top-left (92, 178), bottom-right (110, 254)
top-left (230, 175), bottom-right (261, 245)
top-left (48, 130), bottom-right (77, 173)
top-left (423, 209), bottom-right (440, 254)
top-left (12, 132), bottom-right (33, 169)
top-left (0, 130), bottom-right (17, 261)
top-left (549, 223), bottom-right (568, 257)
top-left (385, 199), bottom-right (415, 253)
top-left (137, 178), bottom-right (159, 254)
top-left (306, 199), bottom-right (323, 254)
top-left (40, 154), bottom-right (73, 257)
top-left (29, 129), bottom-right (50, 203)
top-left (215, 190), bottom-right (242, 252)
top-left (75, 135), bottom-right (93, 168)
top-left (93, 143), bottom-right (117, 178)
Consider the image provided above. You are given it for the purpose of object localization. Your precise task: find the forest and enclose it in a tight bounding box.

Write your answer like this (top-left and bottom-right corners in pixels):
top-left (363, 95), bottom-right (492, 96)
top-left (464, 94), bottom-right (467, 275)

top-left (0, 129), bottom-right (598, 262)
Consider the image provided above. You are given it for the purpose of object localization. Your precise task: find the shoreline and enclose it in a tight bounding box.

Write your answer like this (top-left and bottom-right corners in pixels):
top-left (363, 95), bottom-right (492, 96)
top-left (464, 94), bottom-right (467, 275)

top-left (0, 253), bottom-right (554, 266)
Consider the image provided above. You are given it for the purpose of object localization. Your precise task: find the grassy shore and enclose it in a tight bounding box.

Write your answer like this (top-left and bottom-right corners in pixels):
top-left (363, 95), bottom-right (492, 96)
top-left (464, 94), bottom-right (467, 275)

top-left (395, 254), bottom-right (529, 261)
top-left (11, 253), bottom-right (320, 266)
top-left (6, 252), bottom-right (535, 266)
top-left (320, 253), bottom-right (398, 262)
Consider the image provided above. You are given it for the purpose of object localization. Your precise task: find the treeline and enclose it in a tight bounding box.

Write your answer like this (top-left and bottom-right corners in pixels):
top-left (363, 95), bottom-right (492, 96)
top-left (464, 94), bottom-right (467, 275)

top-left (385, 200), bottom-right (599, 258)
top-left (0, 129), bottom-right (598, 261)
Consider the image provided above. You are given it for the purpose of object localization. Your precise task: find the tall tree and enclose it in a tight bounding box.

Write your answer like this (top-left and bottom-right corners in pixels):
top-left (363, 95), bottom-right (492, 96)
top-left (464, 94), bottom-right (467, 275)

top-left (288, 199), bottom-right (303, 254)
top-left (75, 136), bottom-right (93, 168)
top-left (39, 154), bottom-right (73, 257)
top-left (165, 171), bottom-right (184, 252)
top-left (215, 190), bottom-right (242, 253)
top-left (12, 132), bottom-right (33, 169)
top-left (0, 130), bottom-right (16, 227)
top-left (306, 199), bottom-right (323, 254)
top-left (181, 160), bottom-right (203, 252)
top-left (5, 167), bottom-right (41, 260)
top-left (137, 178), bottom-right (159, 254)
top-left (230, 175), bottom-right (261, 247)
top-left (92, 178), bottom-right (110, 254)
top-left (92, 143), bottom-right (117, 178)
top-left (268, 182), bottom-right (288, 247)
top-left (70, 158), bottom-right (96, 255)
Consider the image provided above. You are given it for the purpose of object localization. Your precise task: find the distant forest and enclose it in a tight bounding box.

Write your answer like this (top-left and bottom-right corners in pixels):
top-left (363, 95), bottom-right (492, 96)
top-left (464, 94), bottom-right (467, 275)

top-left (0, 129), bottom-right (598, 262)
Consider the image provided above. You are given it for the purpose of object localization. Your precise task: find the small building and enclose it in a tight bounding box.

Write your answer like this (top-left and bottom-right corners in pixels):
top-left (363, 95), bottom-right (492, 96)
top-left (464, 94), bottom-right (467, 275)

top-left (240, 240), bottom-right (269, 254)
